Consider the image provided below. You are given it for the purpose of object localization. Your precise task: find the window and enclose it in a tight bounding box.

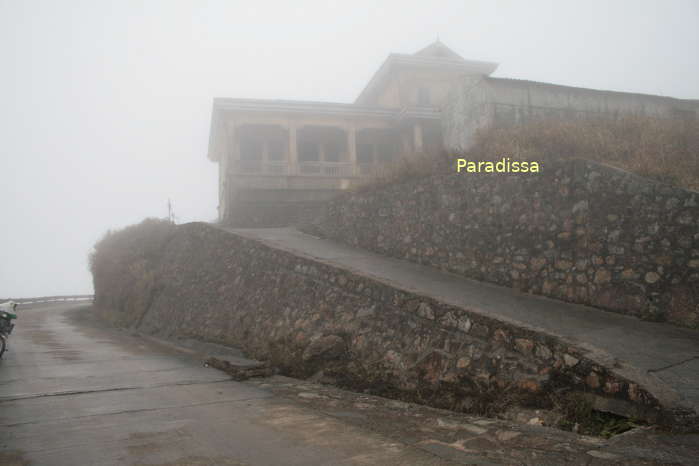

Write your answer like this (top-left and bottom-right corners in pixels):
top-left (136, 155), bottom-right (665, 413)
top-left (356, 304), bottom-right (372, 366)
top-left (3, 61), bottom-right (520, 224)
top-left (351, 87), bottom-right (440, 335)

top-left (417, 87), bottom-right (430, 106)
top-left (324, 142), bottom-right (342, 162)
top-left (299, 141), bottom-right (320, 162)
top-left (376, 142), bottom-right (397, 163)
top-left (240, 138), bottom-right (262, 161)
top-left (267, 140), bottom-right (285, 161)
top-left (357, 143), bottom-right (374, 164)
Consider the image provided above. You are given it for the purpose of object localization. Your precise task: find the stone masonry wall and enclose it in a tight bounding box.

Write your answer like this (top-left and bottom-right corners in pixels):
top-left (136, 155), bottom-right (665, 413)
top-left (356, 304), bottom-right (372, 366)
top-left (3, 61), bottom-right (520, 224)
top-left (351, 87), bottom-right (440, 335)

top-left (308, 159), bottom-right (699, 328)
top-left (224, 188), bottom-right (340, 227)
top-left (225, 199), bottom-right (324, 227)
top-left (94, 222), bottom-right (691, 426)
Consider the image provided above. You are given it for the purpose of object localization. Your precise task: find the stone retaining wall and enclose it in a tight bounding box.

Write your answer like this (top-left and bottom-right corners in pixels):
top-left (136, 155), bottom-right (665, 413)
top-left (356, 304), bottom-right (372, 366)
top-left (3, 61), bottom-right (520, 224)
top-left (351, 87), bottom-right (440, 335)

top-left (307, 159), bottom-right (699, 328)
top-left (225, 200), bottom-right (323, 227)
top-left (94, 222), bottom-right (689, 426)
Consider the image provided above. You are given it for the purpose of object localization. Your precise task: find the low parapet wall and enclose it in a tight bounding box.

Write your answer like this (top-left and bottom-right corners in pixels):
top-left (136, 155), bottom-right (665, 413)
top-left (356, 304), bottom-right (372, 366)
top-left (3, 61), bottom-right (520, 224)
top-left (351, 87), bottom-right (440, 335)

top-left (3, 295), bottom-right (93, 304)
top-left (307, 159), bottom-right (699, 328)
top-left (93, 222), bottom-right (695, 428)
top-left (442, 76), bottom-right (699, 150)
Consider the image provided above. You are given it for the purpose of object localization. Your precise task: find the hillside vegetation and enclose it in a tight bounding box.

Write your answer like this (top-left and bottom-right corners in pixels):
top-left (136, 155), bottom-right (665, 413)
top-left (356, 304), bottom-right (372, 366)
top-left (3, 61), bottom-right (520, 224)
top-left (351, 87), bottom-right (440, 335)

top-left (89, 218), bottom-right (176, 326)
top-left (359, 115), bottom-right (699, 191)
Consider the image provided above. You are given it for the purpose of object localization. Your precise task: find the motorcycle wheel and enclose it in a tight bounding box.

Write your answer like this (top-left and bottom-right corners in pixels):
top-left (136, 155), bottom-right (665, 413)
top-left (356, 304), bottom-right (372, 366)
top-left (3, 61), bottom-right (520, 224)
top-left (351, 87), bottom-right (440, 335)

top-left (0, 335), bottom-right (6, 359)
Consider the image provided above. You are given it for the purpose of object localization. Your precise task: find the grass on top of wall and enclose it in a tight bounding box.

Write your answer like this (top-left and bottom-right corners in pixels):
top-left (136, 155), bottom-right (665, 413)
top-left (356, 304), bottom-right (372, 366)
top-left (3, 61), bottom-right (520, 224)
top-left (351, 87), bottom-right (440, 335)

top-left (356, 115), bottom-right (699, 192)
top-left (89, 218), bottom-right (176, 276)
top-left (89, 218), bottom-right (177, 326)
top-left (354, 150), bottom-right (454, 191)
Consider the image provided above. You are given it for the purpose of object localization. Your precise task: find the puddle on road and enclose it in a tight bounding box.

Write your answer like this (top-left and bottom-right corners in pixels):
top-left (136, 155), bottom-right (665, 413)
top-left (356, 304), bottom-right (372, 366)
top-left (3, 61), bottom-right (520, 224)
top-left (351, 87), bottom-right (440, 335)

top-left (28, 328), bottom-right (83, 361)
top-left (126, 429), bottom-right (248, 466)
top-left (0, 449), bottom-right (30, 466)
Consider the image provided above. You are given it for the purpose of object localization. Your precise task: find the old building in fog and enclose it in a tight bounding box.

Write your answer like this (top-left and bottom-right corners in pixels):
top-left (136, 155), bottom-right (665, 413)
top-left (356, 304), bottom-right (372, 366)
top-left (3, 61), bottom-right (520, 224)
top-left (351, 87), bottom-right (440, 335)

top-left (207, 41), bottom-right (698, 226)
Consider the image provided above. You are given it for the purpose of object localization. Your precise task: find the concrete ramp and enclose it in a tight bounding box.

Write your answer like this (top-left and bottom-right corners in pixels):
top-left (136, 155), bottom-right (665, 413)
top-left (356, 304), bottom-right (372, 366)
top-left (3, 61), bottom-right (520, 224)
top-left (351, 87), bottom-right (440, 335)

top-left (225, 226), bottom-right (699, 428)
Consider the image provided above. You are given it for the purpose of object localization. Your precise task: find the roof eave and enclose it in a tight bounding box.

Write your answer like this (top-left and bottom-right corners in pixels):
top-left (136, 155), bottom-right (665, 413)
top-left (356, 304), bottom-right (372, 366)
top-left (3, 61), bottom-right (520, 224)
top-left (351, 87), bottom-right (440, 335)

top-left (212, 97), bottom-right (408, 119)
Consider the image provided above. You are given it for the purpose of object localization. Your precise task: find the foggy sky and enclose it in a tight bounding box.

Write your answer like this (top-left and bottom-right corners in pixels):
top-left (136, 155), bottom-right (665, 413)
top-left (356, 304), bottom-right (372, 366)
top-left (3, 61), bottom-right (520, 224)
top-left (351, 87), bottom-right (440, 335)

top-left (1, 0), bottom-right (698, 298)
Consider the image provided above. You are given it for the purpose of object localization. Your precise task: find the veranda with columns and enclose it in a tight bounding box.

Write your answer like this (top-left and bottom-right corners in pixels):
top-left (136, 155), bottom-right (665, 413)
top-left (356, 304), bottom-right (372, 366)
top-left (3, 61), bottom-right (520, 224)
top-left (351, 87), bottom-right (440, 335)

top-left (206, 41), bottom-right (499, 225)
top-left (207, 99), bottom-right (442, 224)
top-left (224, 115), bottom-right (427, 180)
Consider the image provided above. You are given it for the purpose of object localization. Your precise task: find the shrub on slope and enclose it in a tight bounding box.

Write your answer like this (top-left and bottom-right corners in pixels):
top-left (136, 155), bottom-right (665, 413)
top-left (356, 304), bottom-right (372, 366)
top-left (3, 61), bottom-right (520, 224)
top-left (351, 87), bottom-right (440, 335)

top-left (89, 218), bottom-right (176, 326)
top-left (358, 115), bottom-right (699, 192)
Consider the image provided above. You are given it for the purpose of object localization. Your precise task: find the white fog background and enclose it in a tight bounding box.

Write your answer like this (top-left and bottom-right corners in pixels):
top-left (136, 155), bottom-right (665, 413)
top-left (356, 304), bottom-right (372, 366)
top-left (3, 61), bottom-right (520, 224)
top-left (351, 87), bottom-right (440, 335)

top-left (1, 0), bottom-right (698, 298)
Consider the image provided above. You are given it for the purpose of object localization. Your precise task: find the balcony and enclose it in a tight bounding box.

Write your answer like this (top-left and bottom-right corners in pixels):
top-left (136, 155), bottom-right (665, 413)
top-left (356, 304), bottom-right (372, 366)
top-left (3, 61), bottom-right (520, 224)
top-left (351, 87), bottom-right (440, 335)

top-left (233, 160), bottom-right (355, 177)
top-left (234, 160), bottom-right (289, 175)
top-left (299, 162), bottom-right (354, 177)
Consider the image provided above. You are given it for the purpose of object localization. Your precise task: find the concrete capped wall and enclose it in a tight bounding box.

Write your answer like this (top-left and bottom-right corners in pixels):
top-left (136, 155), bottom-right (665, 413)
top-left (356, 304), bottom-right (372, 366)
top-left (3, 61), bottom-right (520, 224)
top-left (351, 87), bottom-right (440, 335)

top-left (442, 76), bottom-right (699, 150)
top-left (309, 159), bottom-right (699, 329)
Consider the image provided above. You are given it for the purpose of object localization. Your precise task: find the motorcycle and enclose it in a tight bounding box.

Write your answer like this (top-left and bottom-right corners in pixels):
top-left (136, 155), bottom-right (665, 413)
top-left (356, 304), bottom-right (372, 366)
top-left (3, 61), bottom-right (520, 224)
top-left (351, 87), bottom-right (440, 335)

top-left (0, 301), bottom-right (18, 358)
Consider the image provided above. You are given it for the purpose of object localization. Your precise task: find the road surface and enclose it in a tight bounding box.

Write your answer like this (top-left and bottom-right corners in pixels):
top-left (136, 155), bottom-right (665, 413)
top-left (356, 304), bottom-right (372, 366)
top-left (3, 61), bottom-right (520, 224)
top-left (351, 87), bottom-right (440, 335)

top-left (3, 302), bottom-right (698, 465)
top-left (0, 302), bottom-right (450, 466)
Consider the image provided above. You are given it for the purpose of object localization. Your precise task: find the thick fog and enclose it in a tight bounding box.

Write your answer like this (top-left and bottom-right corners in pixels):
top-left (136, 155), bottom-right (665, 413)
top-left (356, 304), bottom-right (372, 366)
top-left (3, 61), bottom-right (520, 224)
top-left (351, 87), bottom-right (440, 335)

top-left (1, 0), bottom-right (697, 298)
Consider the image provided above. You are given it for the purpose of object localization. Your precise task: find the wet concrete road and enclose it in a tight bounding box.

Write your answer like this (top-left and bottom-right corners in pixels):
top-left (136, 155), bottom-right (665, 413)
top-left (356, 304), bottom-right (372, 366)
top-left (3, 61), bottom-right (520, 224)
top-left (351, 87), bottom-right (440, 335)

top-left (0, 303), bottom-right (451, 466)
top-left (4, 304), bottom-right (699, 465)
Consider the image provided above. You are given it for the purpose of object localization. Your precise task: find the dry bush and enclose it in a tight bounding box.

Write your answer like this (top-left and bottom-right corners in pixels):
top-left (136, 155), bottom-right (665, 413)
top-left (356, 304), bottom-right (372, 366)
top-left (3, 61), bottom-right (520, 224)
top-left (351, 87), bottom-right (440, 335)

top-left (89, 217), bottom-right (176, 277)
top-left (353, 150), bottom-right (453, 192)
top-left (468, 115), bottom-right (699, 191)
top-left (89, 218), bottom-right (176, 324)
top-left (355, 115), bottom-right (699, 192)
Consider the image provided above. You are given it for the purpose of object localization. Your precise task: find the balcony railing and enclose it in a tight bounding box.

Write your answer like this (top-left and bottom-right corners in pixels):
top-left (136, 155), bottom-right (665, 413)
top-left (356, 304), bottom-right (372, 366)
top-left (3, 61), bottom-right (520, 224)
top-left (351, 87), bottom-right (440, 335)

top-left (298, 162), bottom-right (354, 177)
top-left (358, 163), bottom-right (377, 176)
top-left (233, 160), bottom-right (355, 177)
top-left (235, 160), bottom-right (289, 175)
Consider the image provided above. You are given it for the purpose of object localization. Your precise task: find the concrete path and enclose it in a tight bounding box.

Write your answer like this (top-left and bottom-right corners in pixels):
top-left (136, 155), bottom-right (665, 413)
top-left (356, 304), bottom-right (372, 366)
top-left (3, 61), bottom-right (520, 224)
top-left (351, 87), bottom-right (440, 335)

top-left (0, 303), bottom-right (456, 465)
top-left (228, 227), bottom-right (699, 418)
top-left (3, 303), bottom-right (698, 465)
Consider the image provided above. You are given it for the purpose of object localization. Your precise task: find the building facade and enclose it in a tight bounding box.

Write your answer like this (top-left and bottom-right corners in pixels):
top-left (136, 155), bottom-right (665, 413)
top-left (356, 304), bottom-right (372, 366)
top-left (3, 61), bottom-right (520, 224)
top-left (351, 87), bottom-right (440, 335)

top-left (207, 41), bottom-right (698, 226)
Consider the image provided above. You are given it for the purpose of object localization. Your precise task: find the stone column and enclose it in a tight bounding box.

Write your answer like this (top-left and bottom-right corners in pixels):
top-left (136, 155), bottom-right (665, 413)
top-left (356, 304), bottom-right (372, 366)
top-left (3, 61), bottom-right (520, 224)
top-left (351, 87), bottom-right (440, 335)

top-left (221, 122), bottom-right (237, 222)
top-left (230, 123), bottom-right (240, 170)
top-left (413, 122), bottom-right (423, 153)
top-left (288, 121), bottom-right (298, 175)
top-left (401, 132), bottom-right (411, 156)
top-left (347, 124), bottom-right (357, 176)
